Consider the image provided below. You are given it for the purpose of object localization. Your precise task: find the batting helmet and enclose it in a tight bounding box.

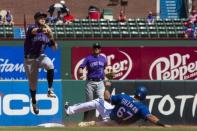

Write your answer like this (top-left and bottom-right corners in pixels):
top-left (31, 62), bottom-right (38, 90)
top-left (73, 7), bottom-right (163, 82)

top-left (34, 12), bottom-right (47, 20)
top-left (134, 86), bottom-right (148, 101)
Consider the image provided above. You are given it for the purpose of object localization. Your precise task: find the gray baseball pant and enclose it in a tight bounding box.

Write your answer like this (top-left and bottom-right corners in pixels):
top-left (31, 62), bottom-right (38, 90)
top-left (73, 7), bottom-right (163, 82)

top-left (24, 54), bottom-right (54, 90)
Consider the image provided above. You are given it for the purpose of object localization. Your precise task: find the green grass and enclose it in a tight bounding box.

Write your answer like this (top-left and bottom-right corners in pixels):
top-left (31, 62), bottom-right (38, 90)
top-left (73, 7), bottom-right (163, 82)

top-left (0, 127), bottom-right (196, 131)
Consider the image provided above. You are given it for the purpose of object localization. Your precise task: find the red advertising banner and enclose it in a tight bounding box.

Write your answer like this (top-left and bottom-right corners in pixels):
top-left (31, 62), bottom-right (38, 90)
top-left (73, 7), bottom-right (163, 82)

top-left (72, 47), bottom-right (197, 80)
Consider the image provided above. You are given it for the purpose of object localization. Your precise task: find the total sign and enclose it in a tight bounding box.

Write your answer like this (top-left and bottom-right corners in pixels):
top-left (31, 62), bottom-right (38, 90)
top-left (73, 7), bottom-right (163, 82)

top-left (0, 81), bottom-right (62, 126)
top-left (72, 47), bottom-right (141, 80)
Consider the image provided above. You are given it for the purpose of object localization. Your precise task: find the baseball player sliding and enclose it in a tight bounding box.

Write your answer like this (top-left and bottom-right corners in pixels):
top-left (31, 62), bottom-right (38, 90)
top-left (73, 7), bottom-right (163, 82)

top-left (65, 86), bottom-right (171, 127)
top-left (24, 11), bottom-right (58, 114)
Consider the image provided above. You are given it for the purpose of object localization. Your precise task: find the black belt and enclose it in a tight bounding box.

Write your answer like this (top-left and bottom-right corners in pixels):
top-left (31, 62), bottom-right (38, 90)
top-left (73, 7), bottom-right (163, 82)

top-left (25, 55), bottom-right (39, 59)
top-left (87, 78), bottom-right (104, 82)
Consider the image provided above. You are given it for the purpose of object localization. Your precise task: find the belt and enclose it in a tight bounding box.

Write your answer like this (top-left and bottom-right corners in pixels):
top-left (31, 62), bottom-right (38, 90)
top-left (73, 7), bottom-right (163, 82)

top-left (25, 55), bottom-right (39, 59)
top-left (87, 78), bottom-right (103, 82)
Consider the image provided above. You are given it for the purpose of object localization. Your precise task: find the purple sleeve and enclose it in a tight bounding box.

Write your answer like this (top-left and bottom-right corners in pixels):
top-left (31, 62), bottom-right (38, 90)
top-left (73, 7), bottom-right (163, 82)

top-left (79, 57), bottom-right (88, 68)
top-left (26, 25), bottom-right (35, 36)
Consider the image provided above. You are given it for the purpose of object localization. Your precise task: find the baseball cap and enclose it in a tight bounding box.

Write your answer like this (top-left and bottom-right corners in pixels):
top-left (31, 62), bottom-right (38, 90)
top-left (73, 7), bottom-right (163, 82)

top-left (92, 42), bottom-right (101, 49)
top-left (34, 12), bottom-right (47, 20)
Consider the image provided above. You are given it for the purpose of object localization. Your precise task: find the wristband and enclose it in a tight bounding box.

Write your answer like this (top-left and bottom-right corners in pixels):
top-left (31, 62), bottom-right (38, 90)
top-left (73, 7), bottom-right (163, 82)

top-left (156, 120), bottom-right (165, 127)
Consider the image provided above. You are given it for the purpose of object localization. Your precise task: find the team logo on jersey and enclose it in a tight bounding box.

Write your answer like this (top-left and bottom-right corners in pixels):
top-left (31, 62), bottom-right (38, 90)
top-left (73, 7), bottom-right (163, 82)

top-left (74, 50), bottom-right (133, 80)
top-left (149, 52), bottom-right (197, 80)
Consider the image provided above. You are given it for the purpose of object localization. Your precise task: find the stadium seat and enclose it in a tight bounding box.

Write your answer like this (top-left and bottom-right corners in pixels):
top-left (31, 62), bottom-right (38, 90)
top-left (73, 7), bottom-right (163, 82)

top-left (92, 27), bottom-right (101, 32)
top-left (100, 19), bottom-right (108, 27)
top-left (158, 31), bottom-right (168, 38)
top-left (93, 31), bottom-right (102, 38)
top-left (65, 31), bottom-right (75, 38)
top-left (130, 31), bottom-right (139, 38)
top-left (135, 18), bottom-right (146, 23)
top-left (83, 27), bottom-right (92, 32)
top-left (149, 31), bottom-right (158, 38)
top-left (75, 31), bottom-right (83, 38)
top-left (83, 31), bottom-right (93, 38)
top-left (138, 26), bottom-right (147, 32)
top-left (127, 19), bottom-right (136, 26)
top-left (121, 31), bottom-right (130, 38)
top-left (157, 26), bottom-right (166, 32)
top-left (111, 31), bottom-right (121, 38)
top-left (108, 19), bottom-right (119, 27)
top-left (102, 8), bottom-right (113, 20)
top-left (90, 19), bottom-right (100, 27)
top-left (110, 26), bottom-right (120, 32)
top-left (0, 31), bottom-right (4, 38)
top-left (73, 27), bottom-right (83, 32)
top-left (129, 26), bottom-right (138, 32)
top-left (139, 31), bottom-right (149, 38)
top-left (147, 26), bottom-right (157, 32)
top-left (56, 31), bottom-right (65, 38)
top-left (73, 19), bottom-right (81, 25)
top-left (167, 31), bottom-right (177, 38)
top-left (81, 19), bottom-right (90, 27)
top-left (156, 19), bottom-right (165, 27)
top-left (166, 27), bottom-right (176, 32)
top-left (102, 31), bottom-right (111, 38)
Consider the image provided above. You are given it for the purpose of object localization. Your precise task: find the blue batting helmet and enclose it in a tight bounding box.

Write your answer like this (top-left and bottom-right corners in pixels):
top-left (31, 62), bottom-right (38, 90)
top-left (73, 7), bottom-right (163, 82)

top-left (134, 86), bottom-right (148, 101)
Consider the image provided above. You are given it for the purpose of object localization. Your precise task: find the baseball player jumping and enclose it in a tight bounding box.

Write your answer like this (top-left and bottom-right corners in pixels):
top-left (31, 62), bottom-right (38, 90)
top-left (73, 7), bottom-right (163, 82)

top-left (24, 11), bottom-right (58, 114)
top-left (65, 86), bottom-right (170, 127)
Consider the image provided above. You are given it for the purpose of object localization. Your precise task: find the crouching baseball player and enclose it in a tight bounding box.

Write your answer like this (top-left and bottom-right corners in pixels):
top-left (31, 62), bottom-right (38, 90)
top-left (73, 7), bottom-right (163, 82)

top-left (65, 86), bottom-right (170, 127)
top-left (24, 11), bottom-right (58, 115)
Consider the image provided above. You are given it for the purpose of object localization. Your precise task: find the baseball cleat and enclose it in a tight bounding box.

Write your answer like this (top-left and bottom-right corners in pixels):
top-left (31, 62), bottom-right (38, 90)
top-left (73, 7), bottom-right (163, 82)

top-left (78, 121), bottom-right (96, 127)
top-left (47, 88), bottom-right (56, 98)
top-left (64, 101), bottom-right (70, 116)
top-left (32, 104), bottom-right (39, 115)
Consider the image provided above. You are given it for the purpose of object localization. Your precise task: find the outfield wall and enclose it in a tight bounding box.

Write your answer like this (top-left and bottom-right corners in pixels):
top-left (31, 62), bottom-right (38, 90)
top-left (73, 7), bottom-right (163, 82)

top-left (0, 80), bottom-right (196, 126)
top-left (62, 80), bottom-right (197, 125)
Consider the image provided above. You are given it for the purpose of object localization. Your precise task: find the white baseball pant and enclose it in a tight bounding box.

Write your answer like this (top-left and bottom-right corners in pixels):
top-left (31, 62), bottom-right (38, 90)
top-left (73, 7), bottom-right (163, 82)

top-left (65, 98), bottom-right (114, 122)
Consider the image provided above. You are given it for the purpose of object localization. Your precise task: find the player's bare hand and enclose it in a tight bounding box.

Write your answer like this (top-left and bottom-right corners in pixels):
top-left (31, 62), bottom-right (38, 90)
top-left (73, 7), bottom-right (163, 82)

top-left (105, 81), bottom-right (112, 87)
top-left (79, 76), bottom-right (85, 80)
top-left (51, 43), bottom-right (58, 51)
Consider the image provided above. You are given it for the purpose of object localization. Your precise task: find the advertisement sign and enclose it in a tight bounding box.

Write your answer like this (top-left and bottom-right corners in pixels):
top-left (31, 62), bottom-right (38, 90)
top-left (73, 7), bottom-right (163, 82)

top-left (112, 81), bottom-right (197, 124)
top-left (0, 46), bottom-right (61, 80)
top-left (72, 47), bottom-right (140, 80)
top-left (142, 47), bottom-right (197, 80)
top-left (0, 81), bottom-right (62, 126)
top-left (72, 47), bottom-right (197, 80)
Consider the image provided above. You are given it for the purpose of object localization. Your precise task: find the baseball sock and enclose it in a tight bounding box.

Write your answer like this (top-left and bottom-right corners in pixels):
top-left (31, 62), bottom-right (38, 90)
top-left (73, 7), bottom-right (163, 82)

top-left (30, 89), bottom-right (36, 104)
top-left (47, 69), bottom-right (54, 89)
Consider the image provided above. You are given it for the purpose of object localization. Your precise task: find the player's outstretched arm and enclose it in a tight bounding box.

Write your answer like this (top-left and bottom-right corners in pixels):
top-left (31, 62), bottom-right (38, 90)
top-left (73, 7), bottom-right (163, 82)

top-left (147, 114), bottom-right (171, 127)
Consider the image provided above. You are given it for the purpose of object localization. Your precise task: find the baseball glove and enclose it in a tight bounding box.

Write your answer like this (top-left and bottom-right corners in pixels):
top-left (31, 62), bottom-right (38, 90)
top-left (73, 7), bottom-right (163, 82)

top-left (106, 71), bottom-right (115, 80)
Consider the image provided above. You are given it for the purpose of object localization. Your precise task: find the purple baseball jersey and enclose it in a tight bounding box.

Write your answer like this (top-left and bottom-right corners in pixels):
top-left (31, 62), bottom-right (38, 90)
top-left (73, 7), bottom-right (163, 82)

top-left (24, 24), bottom-right (52, 58)
top-left (80, 54), bottom-right (107, 80)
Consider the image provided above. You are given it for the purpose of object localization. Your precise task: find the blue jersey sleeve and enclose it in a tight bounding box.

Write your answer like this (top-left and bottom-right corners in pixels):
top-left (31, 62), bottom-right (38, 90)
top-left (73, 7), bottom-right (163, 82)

top-left (79, 57), bottom-right (88, 68)
top-left (110, 94), bottom-right (122, 105)
top-left (139, 105), bottom-right (151, 119)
